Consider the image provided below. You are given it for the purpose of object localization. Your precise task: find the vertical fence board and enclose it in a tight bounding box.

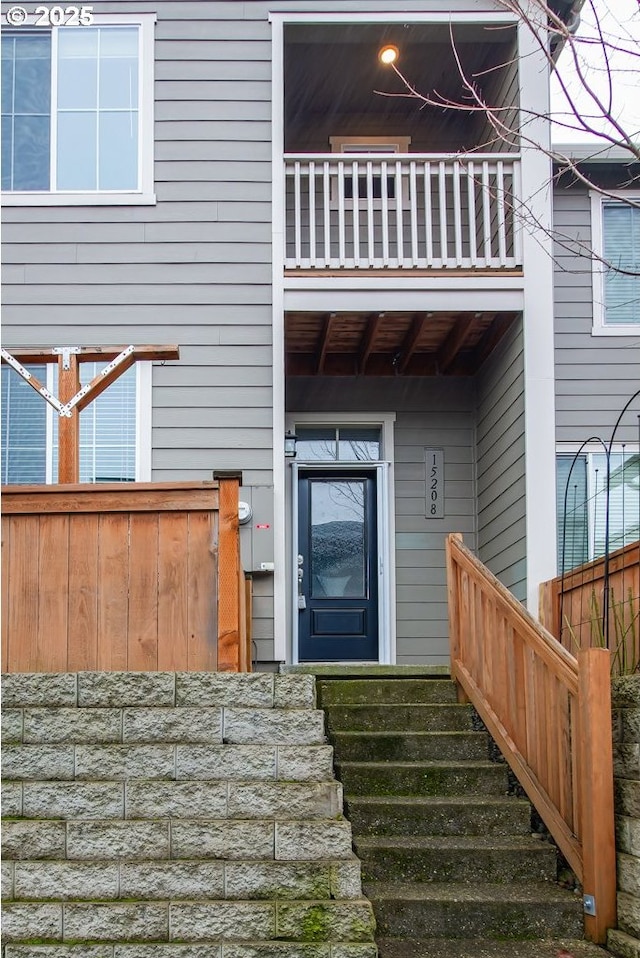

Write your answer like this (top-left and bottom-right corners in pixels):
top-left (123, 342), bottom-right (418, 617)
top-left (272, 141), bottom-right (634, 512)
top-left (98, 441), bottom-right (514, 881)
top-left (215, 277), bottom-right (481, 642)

top-left (157, 513), bottom-right (189, 671)
top-left (37, 514), bottom-right (70, 672)
top-left (579, 648), bottom-right (617, 943)
top-left (2, 516), bottom-right (10, 671)
top-left (67, 514), bottom-right (99, 671)
top-left (97, 514), bottom-right (130, 671)
top-left (128, 513), bottom-right (160, 671)
top-left (187, 511), bottom-right (217, 672)
top-left (217, 477), bottom-right (241, 672)
top-left (9, 516), bottom-right (40, 672)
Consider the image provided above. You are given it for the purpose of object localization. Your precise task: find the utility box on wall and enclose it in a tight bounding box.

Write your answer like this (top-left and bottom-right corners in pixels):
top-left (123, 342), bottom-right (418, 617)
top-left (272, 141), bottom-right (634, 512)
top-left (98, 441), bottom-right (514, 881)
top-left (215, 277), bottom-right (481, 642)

top-left (239, 485), bottom-right (275, 573)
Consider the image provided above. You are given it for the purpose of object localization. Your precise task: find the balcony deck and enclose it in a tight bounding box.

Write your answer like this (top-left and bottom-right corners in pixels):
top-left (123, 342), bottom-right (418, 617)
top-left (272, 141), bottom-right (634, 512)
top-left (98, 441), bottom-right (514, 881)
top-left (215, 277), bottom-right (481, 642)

top-left (284, 153), bottom-right (522, 273)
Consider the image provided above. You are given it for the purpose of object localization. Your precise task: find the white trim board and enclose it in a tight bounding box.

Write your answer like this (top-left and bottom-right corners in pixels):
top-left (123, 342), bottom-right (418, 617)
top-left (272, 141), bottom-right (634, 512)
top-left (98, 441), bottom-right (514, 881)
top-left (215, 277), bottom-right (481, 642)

top-left (271, 12), bottom-right (287, 663)
top-left (590, 190), bottom-right (640, 336)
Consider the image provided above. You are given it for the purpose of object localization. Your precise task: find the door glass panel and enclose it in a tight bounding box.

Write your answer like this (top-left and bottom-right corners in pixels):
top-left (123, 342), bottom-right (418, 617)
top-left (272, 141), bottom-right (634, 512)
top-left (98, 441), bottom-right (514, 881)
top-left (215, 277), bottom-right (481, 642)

top-left (310, 479), bottom-right (366, 598)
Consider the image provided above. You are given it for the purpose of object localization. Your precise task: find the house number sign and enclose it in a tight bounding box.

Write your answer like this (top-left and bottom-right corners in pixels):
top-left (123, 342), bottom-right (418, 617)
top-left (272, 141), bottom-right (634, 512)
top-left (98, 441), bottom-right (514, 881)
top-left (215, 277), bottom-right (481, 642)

top-left (425, 448), bottom-right (444, 519)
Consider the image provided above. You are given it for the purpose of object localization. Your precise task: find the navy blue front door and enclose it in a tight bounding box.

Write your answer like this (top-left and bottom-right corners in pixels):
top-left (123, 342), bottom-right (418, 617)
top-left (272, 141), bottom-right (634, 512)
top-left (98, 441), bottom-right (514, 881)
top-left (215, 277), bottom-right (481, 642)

top-left (298, 471), bottom-right (378, 662)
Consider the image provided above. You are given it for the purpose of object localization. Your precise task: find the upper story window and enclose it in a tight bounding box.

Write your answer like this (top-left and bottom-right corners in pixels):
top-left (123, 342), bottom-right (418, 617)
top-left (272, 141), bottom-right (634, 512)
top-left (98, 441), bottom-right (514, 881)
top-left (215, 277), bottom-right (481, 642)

top-left (591, 193), bottom-right (640, 334)
top-left (1, 14), bottom-right (155, 205)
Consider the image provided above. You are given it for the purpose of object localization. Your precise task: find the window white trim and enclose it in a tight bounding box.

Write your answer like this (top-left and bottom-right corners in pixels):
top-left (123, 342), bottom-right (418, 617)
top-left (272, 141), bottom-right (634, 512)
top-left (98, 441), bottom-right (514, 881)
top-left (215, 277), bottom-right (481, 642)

top-left (135, 362), bottom-right (152, 482)
top-left (591, 190), bottom-right (640, 336)
top-left (286, 411), bottom-right (396, 665)
top-left (2, 13), bottom-right (156, 207)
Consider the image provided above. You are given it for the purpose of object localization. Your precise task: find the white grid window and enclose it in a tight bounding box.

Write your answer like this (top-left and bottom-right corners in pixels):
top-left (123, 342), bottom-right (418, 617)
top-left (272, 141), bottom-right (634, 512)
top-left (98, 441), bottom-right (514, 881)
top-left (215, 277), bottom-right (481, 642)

top-left (1, 15), bottom-right (155, 205)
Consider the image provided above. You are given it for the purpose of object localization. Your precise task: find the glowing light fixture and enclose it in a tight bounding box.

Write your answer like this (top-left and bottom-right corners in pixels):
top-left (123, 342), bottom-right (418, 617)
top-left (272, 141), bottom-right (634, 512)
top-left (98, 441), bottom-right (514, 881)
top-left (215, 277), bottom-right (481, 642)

top-left (378, 44), bottom-right (399, 66)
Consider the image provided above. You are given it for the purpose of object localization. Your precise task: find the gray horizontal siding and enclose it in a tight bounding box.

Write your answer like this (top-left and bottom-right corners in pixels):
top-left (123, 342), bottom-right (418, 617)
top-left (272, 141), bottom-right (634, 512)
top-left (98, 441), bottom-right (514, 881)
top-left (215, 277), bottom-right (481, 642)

top-left (287, 376), bottom-right (476, 666)
top-left (475, 318), bottom-right (526, 600)
top-left (553, 186), bottom-right (640, 443)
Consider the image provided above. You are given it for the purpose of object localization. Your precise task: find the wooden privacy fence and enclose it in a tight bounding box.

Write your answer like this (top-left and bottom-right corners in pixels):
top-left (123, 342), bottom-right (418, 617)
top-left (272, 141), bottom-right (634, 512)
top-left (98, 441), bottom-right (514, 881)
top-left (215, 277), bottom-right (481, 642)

top-left (446, 533), bottom-right (616, 944)
top-left (539, 541), bottom-right (640, 676)
top-left (1, 477), bottom-right (251, 674)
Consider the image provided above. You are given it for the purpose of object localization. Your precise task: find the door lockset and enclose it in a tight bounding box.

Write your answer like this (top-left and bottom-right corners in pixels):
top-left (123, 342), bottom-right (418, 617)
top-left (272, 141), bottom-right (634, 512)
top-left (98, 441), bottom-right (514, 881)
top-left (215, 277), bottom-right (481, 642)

top-left (297, 554), bottom-right (306, 609)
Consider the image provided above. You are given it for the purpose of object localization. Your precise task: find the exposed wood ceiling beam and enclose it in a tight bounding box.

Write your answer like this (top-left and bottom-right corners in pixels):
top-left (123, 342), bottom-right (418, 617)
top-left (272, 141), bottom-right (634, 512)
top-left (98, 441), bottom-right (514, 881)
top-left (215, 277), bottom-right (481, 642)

top-left (316, 312), bottom-right (336, 374)
top-left (437, 314), bottom-right (476, 374)
top-left (358, 312), bottom-right (385, 375)
top-left (397, 313), bottom-right (427, 375)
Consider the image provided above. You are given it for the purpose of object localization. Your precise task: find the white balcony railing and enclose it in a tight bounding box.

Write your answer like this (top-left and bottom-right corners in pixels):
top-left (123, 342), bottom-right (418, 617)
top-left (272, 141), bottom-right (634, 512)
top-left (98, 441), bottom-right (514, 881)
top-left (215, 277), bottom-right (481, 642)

top-left (284, 153), bottom-right (522, 271)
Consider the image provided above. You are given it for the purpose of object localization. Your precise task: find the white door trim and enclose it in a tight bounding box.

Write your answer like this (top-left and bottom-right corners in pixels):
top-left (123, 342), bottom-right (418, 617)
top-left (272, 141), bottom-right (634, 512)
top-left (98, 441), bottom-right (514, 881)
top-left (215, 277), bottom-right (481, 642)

top-left (287, 412), bottom-right (396, 665)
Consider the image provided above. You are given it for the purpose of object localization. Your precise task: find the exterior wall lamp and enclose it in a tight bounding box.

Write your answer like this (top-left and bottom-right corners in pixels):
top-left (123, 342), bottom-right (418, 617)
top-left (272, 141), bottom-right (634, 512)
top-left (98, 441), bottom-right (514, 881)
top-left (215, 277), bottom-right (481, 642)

top-left (378, 44), bottom-right (399, 66)
top-left (284, 430), bottom-right (298, 458)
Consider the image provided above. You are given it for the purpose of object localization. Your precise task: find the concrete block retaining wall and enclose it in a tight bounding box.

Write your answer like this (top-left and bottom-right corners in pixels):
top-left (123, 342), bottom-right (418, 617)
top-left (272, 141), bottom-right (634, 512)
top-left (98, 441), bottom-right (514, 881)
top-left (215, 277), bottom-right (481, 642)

top-left (608, 676), bottom-right (640, 958)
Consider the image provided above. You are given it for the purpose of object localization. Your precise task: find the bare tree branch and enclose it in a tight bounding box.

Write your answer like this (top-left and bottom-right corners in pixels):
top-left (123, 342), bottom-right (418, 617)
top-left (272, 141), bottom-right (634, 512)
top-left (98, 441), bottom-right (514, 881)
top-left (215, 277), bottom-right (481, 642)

top-left (375, 0), bottom-right (640, 276)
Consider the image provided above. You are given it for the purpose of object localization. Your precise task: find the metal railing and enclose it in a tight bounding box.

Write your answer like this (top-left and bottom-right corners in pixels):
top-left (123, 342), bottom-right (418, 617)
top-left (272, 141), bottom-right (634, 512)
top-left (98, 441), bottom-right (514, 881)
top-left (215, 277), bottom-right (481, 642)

top-left (284, 153), bottom-right (522, 271)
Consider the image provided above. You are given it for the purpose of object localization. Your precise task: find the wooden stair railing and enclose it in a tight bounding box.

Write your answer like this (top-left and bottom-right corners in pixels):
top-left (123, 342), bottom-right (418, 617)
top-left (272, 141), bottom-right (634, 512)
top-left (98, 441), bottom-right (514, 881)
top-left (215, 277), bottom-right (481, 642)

top-left (445, 533), bottom-right (617, 944)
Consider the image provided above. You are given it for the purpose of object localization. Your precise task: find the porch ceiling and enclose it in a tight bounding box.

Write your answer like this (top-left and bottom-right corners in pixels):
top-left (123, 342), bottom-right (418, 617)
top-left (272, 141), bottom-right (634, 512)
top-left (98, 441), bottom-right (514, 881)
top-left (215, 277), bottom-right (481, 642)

top-left (285, 310), bottom-right (517, 377)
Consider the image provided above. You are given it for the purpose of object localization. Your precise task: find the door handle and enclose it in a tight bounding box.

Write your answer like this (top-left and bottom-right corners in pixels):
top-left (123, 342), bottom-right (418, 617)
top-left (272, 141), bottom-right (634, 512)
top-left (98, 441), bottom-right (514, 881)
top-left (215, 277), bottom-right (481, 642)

top-left (297, 554), bottom-right (306, 610)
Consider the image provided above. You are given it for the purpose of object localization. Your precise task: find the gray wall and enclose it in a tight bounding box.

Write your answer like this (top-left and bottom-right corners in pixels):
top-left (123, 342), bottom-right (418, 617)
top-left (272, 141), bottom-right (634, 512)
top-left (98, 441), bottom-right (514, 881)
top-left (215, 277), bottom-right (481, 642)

top-left (553, 186), bottom-right (640, 444)
top-left (474, 318), bottom-right (527, 600)
top-left (287, 377), bottom-right (477, 665)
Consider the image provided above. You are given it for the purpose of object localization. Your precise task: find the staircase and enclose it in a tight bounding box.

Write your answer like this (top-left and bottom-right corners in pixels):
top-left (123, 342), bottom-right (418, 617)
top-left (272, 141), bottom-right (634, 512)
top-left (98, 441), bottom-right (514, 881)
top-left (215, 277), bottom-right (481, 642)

top-left (1, 670), bottom-right (376, 955)
top-left (317, 674), bottom-right (609, 958)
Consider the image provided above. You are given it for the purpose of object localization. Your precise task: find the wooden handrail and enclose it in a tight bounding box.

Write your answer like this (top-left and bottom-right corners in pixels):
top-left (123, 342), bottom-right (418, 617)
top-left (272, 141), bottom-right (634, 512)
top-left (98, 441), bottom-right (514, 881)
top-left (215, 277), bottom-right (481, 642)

top-left (446, 533), bottom-right (617, 944)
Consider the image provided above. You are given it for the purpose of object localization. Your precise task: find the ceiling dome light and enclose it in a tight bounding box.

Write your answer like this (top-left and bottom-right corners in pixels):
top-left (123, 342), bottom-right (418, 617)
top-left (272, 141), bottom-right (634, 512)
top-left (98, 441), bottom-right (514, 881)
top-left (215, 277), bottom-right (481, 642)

top-left (378, 44), bottom-right (399, 66)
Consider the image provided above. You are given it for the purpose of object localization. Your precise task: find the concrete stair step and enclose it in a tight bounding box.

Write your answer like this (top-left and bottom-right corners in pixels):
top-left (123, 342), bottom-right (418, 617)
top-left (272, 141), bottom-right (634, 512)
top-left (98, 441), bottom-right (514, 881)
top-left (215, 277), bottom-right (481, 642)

top-left (3, 742), bottom-right (334, 782)
top-left (2, 898), bottom-right (377, 944)
top-left (608, 928), bottom-right (640, 958)
top-left (336, 760), bottom-right (509, 797)
top-left (331, 730), bottom-right (488, 763)
top-left (355, 835), bottom-right (557, 884)
top-left (317, 678), bottom-right (458, 706)
top-left (324, 704), bottom-right (471, 733)
top-left (376, 938), bottom-right (607, 957)
top-left (345, 795), bottom-right (532, 837)
top-left (5, 857), bottom-right (364, 901)
top-left (365, 881), bottom-right (584, 939)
